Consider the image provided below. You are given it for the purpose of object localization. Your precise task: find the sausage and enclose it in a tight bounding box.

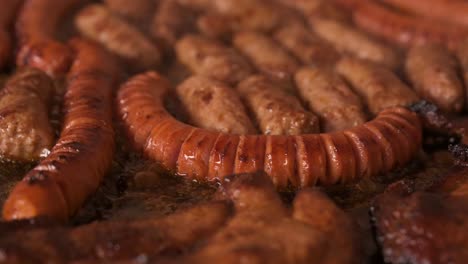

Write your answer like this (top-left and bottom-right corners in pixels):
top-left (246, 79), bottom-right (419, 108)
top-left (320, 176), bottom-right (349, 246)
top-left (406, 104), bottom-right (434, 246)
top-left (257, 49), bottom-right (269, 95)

top-left (237, 75), bottom-right (319, 135)
top-left (295, 67), bottom-right (367, 132)
top-left (381, 0), bottom-right (468, 27)
top-left (151, 0), bottom-right (196, 51)
top-left (233, 31), bottom-right (299, 91)
top-left (353, 0), bottom-right (466, 51)
top-left (0, 0), bottom-right (22, 69)
top-left (75, 4), bottom-right (162, 71)
top-left (0, 68), bottom-right (54, 162)
top-left (406, 44), bottom-right (464, 113)
top-left (2, 39), bottom-right (120, 221)
top-left (104, 0), bottom-right (156, 25)
top-left (117, 72), bottom-right (422, 188)
top-left (279, 0), bottom-right (352, 23)
top-left (309, 17), bottom-right (400, 69)
top-left (273, 23), bottom-right (340, 67)
top-left (336, 57), bottom-right (419, 115)
top-left (16, 0), bottom-right (84, 77)
top-left (457, 40), bottom-right (468, 112)
top-left (176, 76), bottom-right (257, 135)
top-left (175, 34), bottom-right (253, 85)
top-left (196, 13), bottom-right (233, 40)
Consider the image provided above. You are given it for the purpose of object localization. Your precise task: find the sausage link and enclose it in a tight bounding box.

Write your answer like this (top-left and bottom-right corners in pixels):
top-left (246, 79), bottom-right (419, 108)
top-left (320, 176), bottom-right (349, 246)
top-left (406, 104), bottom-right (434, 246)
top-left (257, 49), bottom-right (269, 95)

top-left (75, 4), bottom-right (162, 71)
top-left (233, 31), bottom-right (300, 91)
top-left (295, 67), bottom-right (367, 132)
top-left (16, 0), bottom-right (83, 77)
top-left (237, 75), bottom-right (319, 135)
top-left (273, 23), bottom-right (340, 67)
top-left (0, 68), bottom-right (54, 161)
top-left (176, 35), bottom-right (253, 85)
top-left (118, 72), bottom-right (422, 188)
top-left (0, 0), bottom-right (22, 69)
top-left (336, 57), bottom-right (419, 115)
top-left (310, 17), bottom-right (400, 69)
top-left (3, 39), bottom-right (120, 221)
top-left (353, 1), bottom-right (466, 51)
top-left (176, 76), bottom-right (257, 135)
top-left (406, 44), bottom-right (464, 113)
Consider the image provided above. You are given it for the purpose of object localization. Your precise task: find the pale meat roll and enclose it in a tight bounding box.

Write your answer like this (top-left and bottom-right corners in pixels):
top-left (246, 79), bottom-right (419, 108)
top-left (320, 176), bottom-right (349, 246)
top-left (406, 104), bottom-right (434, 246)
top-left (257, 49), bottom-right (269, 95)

top-left (237, 75), bottom-right (320, 135)
top-left (233, 31), bottom-right (300, 91)
top-left (295, 67), bottom-right (367, 132)
top-left (0, 68), bottom-right (54, 161)
top-left (406, 44), bottom-right (464, 113)
top-left (176, 76), bottom-right (257, 135)
top-left (176, 34), bottom-right (253, 85)
top-left (336, 57), bottom-right (419, 115)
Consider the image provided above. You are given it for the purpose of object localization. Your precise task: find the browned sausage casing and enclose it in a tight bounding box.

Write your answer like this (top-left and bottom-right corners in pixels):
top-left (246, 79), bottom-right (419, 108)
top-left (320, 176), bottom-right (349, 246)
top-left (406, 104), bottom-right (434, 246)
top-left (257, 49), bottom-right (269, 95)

top-left (233, 31), bottom-right (299, 91)
top-left (406, 44), bottom-right (464, 113)
top-left (118, 71), bottom-right (422, 188)
top-left (273, 23), bottom-right (340, 67)
top-left (310, 17), bottom-right (400, 69)
top-left (75, 4), bottom-right (161, 71)
top-left (295, 67), bottom-right (367, 132)
top-left (237, 75), bottom-right (319, 135)
top-left (176, 76), bottom-right (257, 135)
top-left (176, 35), bottom-right (253, 85)
top-left (16, 0), bottom-right (84, 77)
top-left (336, 57), bottom-right (419, 115)
top-left (2, 39), bottom-right (120, 221)
top-left (0, 68), bottom-right (54, 162)
top-left (0, 0), bottom-right (22, 69)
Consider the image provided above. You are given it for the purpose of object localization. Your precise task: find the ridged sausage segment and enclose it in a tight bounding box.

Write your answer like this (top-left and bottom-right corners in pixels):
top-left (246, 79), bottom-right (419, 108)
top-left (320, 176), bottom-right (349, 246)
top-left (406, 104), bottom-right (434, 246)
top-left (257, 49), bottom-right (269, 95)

top-left (0, 68), bottom-right (54, 162)
top-left (3, 39), bottom-right (120, 221)
top-left (406, 44), bottom-right (464, 113)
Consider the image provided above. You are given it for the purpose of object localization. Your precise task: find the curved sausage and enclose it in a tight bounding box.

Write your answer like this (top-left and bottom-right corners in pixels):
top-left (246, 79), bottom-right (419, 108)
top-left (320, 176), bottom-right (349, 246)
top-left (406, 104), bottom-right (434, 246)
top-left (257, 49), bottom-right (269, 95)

top-left (381, 0), bottom-right (468, 27)
top-left (309, 17), bottom-right (400, 69)
top-left (405, 44), bottom-right (464, 113)
top-left (2, 39), bottom-right (120, 221)
top-left (233, 31), bottom-right (299, 91)
top-left (0, 68), bottom-right (54, 162)
top-left (336, 57), bottom-right (420, 115)
top-left (75, 4), bottom-right (162, 71)
top-left (237, 75), bottom-right (319, 135)
top-left (117, 71), bottom-right (422, 189)
top-left (16, 0), bottom-right (84, 77)
top-left (353, 1), bottom-right (467, 51)
top-left (295, 67), bottom-right (367, 132)
top-left (0, 0), bottom-right (22, 69)
top-left (175, 34), bottom-right (253, 85)
top-left (176, 76), bottom-right (257, 135)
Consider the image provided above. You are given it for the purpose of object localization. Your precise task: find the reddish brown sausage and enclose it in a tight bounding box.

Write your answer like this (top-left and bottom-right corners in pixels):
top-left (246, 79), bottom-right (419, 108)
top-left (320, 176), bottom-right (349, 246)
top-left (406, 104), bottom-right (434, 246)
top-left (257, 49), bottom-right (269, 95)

top-left (2, 39), bottom-right (120, 221)
top-left (16, 0), bottom-right (84, 77)
top-left (353, 0), bottom-right (467, 51)
top-left (0, 0), bottom-right (22, 69)
top-left (0, 68), bottom-right (54, 162)
top-left (117, 72), bottom-right (422, 189)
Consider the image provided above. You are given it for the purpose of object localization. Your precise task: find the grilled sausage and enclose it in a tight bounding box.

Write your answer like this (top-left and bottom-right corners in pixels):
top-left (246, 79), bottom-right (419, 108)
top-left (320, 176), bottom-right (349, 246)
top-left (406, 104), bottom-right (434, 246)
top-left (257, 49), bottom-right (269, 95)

top-left (295, 67), bottom-right (367, 132)
top-left (0, 68), bottom-right (54, 162)
top-left (75, 4), bottom-right (162, 71)
top-left (353, 1), bottom-right (466, 51)
top-left (237, 75), bottom-right (319, 135)
top-left (336, 57), bottom-right (419, 115)
top-left (273, 23), bottom-right (340, 67)
top-left (176, 76), bottom-right (257, 135)
top-left (406, 44), bottom-right (464, 113)
top-left (104, 0), bottom-right (156, 25)
top-left (233, 31), bottom-right (299, 91)
top-left (175, 35), bottom-right (253, 85)
top-left (118, 71), bottom-right (422, 188)
top-left (16, 0), bottom-right (84, 77)
top-left (381, 0), bottom-right (468, 27)
top-left (2, 39), bottom-right (120, 221)
top-left (310, 17), bottom-right (400, 69)
top-left (0, 0), bottom-right (22, 69)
